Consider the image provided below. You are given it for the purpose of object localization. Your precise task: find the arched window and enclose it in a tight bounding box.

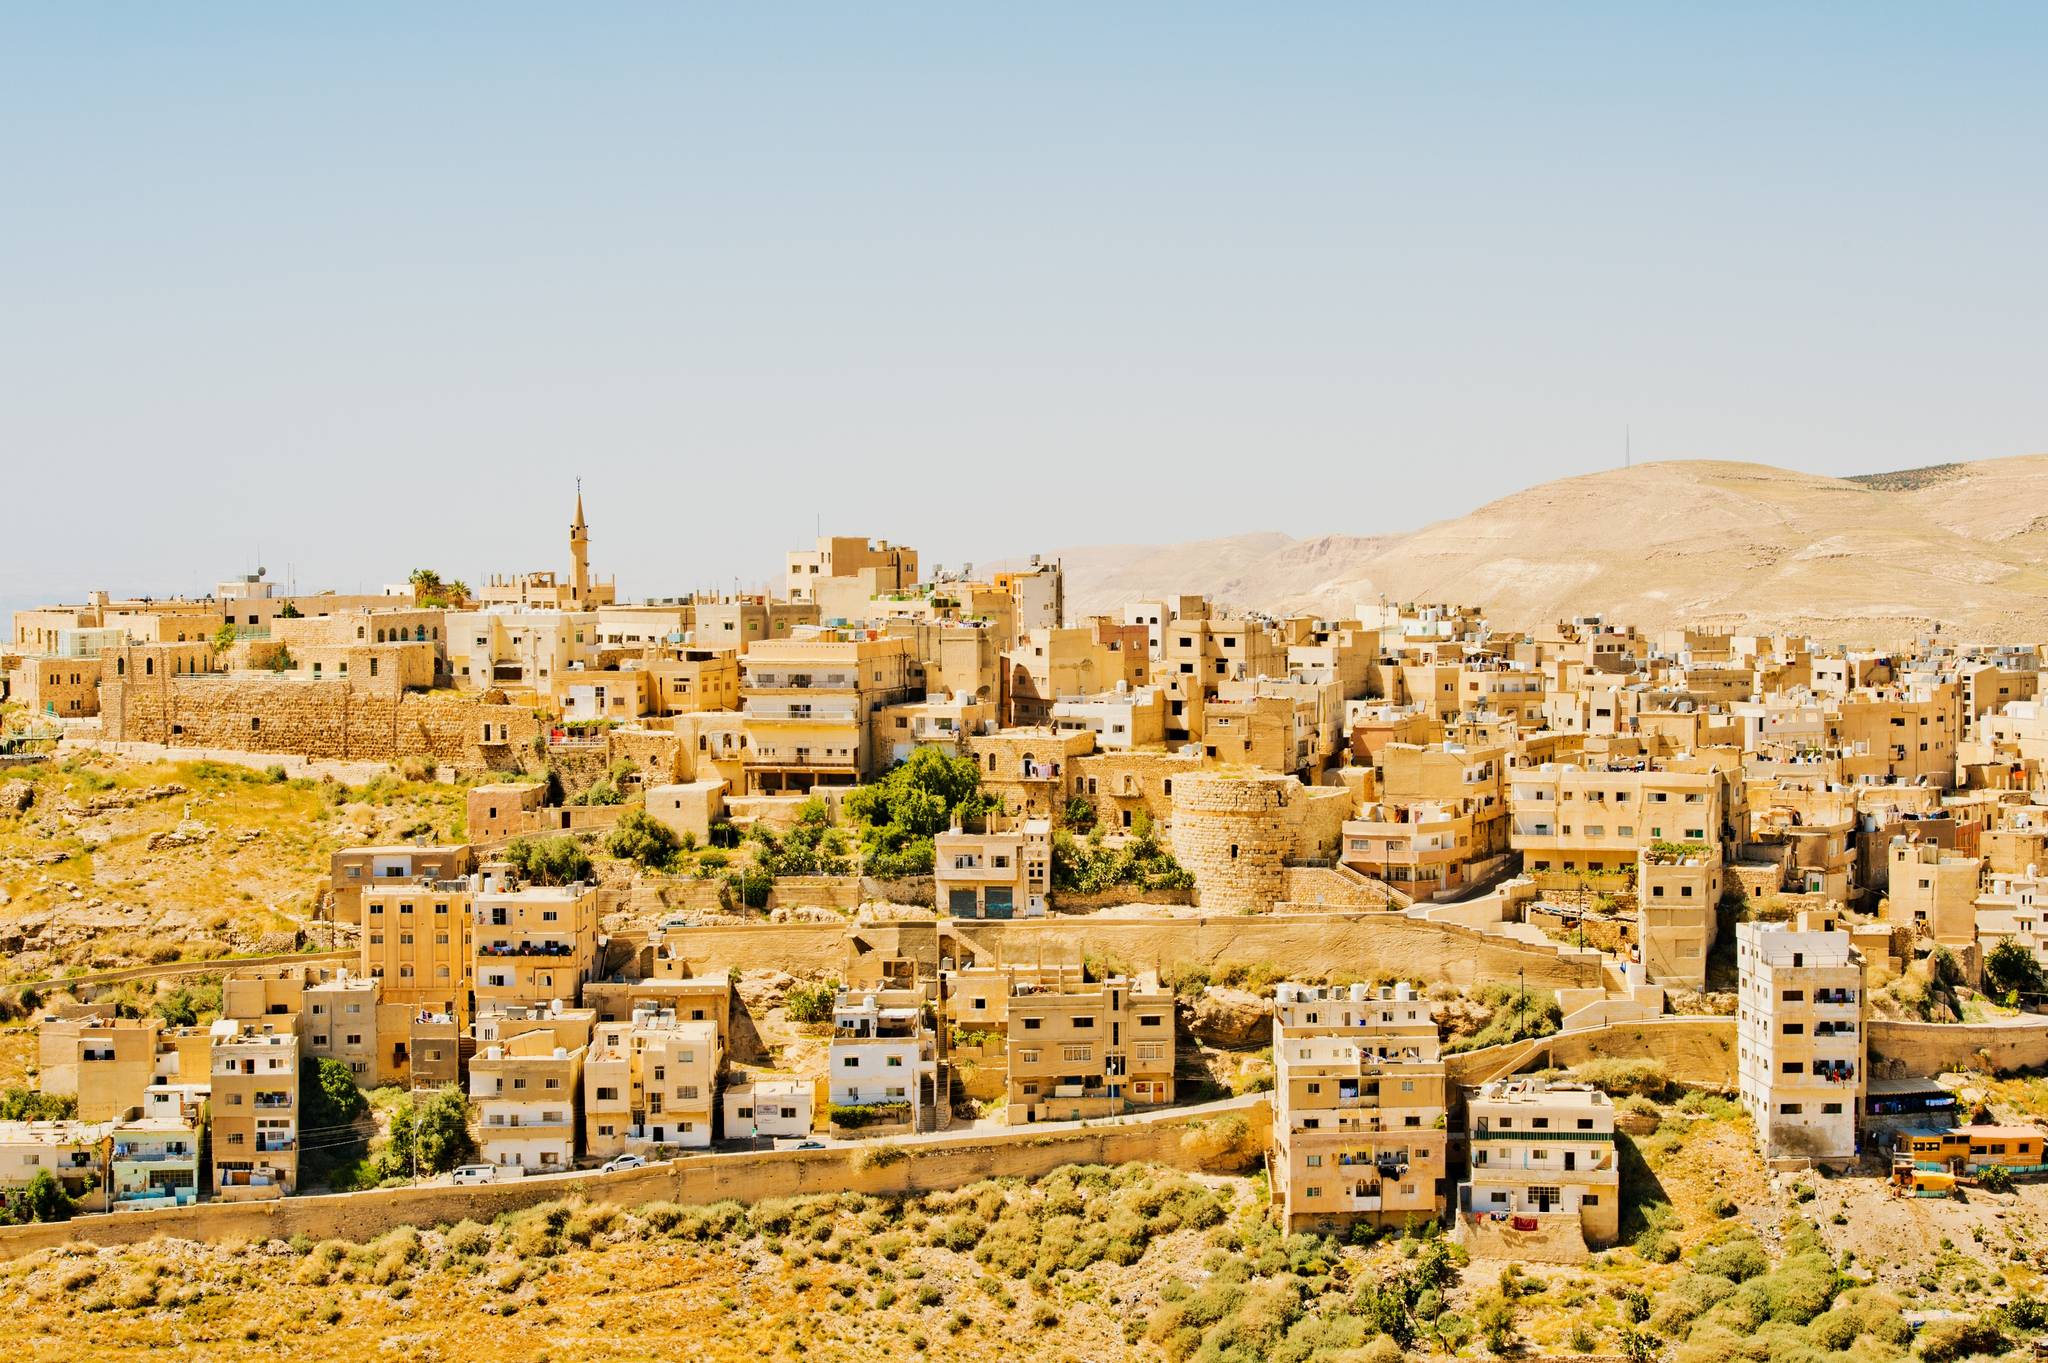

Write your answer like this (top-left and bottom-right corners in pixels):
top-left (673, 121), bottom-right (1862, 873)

top-left (145, 657), bottom-right (155, 677)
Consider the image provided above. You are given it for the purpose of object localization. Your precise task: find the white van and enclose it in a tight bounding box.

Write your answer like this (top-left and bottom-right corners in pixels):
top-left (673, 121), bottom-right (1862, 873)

top-left (451, 1164), bottom-right (498, 1186)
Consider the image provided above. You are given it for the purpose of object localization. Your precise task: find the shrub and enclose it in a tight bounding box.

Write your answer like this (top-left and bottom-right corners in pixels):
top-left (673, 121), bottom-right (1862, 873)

top-left (1977, 1163), bottom-right (2015, 1194)
top-left (786, 980), bottom-right (838, 1024)
top-left (1694, 1238), bottom-right (1769, 1283)
top-left (606, 809), bottom-right (682, 871)
top-left (1915, 1315), bottom-right (2005, 1361)
top-left (503, 835), bottom-right (593, 885)
top-left (1571, 1058), bottom-right (1672, 1098)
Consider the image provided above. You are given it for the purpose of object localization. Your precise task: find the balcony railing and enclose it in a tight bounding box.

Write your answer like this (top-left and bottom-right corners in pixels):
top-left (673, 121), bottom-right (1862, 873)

top-left (477, 941), bottom-right (578, 958)
top-left (1471, 1128), bottom-right (1613, 1142)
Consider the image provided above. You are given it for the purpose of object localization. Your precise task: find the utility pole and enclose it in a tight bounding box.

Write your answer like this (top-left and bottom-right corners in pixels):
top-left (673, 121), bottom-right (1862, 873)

top-left (1518, 968), bottom-right (1527, 1036)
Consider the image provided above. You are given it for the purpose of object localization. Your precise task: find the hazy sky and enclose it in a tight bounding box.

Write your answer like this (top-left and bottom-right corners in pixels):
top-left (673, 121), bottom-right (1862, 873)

top-left (4, 5), bottom-right (2044, 609)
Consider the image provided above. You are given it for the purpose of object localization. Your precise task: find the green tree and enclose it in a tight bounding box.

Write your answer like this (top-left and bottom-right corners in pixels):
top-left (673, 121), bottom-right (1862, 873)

top-left (0, 1089), bottom-right (76, 1122)
top-left (381, 1086), bottom-right (476, 1178)
top-left (1984, 940), bottom-right (2047, 1003)
top-left (786, 980), bottom-right (839, 1024)
top-left (607, 808), bottom-right (682, 871)
top-left (0, 1169), bottom-right (74, 1225)
top-left (299, 1057), bottom-right (369, 1184)
top-left (504, 835), bottom-right (593, 885)
top-left (843, 746), bottom-right (999, 878)
top-left (212, 621), bottom-right (239, 650)
top-left (277, 602), bottom-right (302, 619)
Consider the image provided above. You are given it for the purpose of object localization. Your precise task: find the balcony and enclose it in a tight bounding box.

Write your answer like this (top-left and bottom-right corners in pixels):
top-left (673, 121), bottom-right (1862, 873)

top-left (1471, 1128), bottom-right (1613, 1142)
top-left (113, 1146), bottom-right (194, 1163)
top-left (254, 1137), bottom-right (296, 1153)
top-left (477, 941), bottom-right (578, 958)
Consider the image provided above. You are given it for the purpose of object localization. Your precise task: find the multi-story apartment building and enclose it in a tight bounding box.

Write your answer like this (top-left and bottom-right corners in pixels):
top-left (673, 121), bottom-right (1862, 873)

top-left (1341, 800), bottom-right (1481, 897)
top-left (109, 1104), bottom-right (202, 1211)
top-left (1975, 868), bottom-right (2048, 981)
top-left (445, 609), bottom-right (601, 701)
top-left (997, 971), bottom-right (1175, 1123)
top-left (642, 646), bottom-right (741, 715)
top-left (1050, 684), bottom-right (1167, 751)
top-left (1156, 616), bottom-right (1285, 743)
top-left (1636, 841), bottom-right (1724, 988)
top-left (303, 972), bottom-right (388, 1084)
top-left (1510, 762), bottom-right (1721, 881)
top-left (209, 1017), bottom-right (300, 1199)
top-left (1736, 914), bottom-right (1866, 1163)
top-left (470, 1005), bottom-right (593, 1173)
top-left (362, 874), bottom-right (474, 1015)
top-left (37, 1010), bottom-right (160, 1122)
top-left (1886, 837), bottom-right (1982, 949)
top-left (933, 818), bottom-right (1051, 919)
top-left (472, 870), bottom-right (601, 1015)
top-left (583, 1008), bottom-right (722, 1157)
top-left (328, 843), bottom-right (473, 925)
top-left (740, 633), bottom-right (920, 793)
top-left (785, 535), bottom-right (920, 603)
top-left (827, 986), bottom-right (939, 1134)
top-left (1829, 684), bottom-right (1960, 789)
top-left (1460, 1080), bottom-right (1620, 1247)
top-left (1271, 982), bottom-right (1447, 1232)
top-left (1002, 625), bottom-right (1149, 728)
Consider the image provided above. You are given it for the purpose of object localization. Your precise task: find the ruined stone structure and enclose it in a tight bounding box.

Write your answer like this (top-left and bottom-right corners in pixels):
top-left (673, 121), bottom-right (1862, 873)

top-left (1170, 772), bottom-right (1348, 913)
top-left (99, 669), bottom-right (541, 771)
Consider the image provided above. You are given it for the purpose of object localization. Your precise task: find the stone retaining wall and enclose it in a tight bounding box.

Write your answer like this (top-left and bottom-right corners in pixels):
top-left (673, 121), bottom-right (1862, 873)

top-left (1868, 1017), bottom-right (2048, 1076)
top-left (0, 1096), bottom-right (1270, 1260)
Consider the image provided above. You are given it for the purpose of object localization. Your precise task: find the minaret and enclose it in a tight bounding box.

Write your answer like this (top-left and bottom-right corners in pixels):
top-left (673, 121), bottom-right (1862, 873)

top-left (569, 480), bottom-right (591, 608)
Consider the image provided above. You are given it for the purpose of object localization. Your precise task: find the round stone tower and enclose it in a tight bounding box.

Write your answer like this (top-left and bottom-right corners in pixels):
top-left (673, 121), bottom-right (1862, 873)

top-left (1170, 772), bottom-right (1301, 913)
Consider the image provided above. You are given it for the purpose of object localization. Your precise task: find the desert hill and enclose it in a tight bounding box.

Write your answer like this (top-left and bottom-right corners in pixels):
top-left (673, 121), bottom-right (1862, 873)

top-left (1048, 455), bottom-right (2048, 644)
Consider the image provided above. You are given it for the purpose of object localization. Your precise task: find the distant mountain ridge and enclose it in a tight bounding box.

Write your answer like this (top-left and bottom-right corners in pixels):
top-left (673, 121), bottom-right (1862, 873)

top-left (1044, 455), bottom-right (2048, 645)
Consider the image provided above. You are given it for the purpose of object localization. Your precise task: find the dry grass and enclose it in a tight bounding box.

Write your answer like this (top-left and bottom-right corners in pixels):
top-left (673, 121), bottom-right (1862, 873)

top-left (0, 755), bottom-right (467, 982)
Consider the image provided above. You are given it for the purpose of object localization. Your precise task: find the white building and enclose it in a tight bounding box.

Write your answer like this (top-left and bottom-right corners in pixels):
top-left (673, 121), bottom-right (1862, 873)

top-left (1458, 1080), bottom-right (1619, 1247)
top-left (1976, 867), bottom-right (2048, 982)
top-left (723, 1078), bottom-right (816, 1141)
top-left (1736, 913), bottom-right (1865, 1163)
top-left (827, 988), bottom-right (938, 1133)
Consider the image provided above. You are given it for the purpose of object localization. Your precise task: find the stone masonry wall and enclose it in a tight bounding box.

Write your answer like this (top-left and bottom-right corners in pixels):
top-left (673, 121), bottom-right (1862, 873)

top-left (100, 672), bottom-right (542, 772)
top-left (1171, 773), bottom-right (1303, 912)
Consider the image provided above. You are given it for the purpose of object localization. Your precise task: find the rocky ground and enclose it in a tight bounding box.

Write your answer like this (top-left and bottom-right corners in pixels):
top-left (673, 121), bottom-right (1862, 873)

top-left (0, 754), bottom-right (468, 984)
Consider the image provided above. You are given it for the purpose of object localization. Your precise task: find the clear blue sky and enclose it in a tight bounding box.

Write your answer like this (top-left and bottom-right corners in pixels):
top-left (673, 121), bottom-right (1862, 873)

top-left (3, 5), bottom-right (2043, 607)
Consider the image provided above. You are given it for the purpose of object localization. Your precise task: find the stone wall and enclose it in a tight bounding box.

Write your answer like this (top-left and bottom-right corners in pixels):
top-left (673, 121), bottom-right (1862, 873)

top-left (1050, 886), bottom-right (1196, 912)
top-left (946, 913), bottom-right (1604, 991)
top-left (1170, 773), bottom-right (1304, 913)
top-left (1280, 865), bottom-right (1394, 911)
top-left (0, 1095), bottom-right (1270, 1260)
top-left (765, 876), bottom-right (862, 912)
top-left (864, 875), bottom-right (936, 908)
top-left (99, 671), bottom-right (542, 773)
top-left (1445, 1017), bottom-right (1738, 1090)
top-left (1867, 1017), bottom-right (2048, 1077)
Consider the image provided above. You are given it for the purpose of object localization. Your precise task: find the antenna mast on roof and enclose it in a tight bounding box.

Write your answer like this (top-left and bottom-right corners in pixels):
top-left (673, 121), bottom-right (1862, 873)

top-left (1625, 426), bottom-right (1632, 470)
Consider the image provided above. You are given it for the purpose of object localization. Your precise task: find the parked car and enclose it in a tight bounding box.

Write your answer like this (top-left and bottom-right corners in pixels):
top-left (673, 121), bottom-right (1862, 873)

top-left (451, 1164), bottom-right (498, 1186)
top-left (601, 1153), bottom-right (647, 1173)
